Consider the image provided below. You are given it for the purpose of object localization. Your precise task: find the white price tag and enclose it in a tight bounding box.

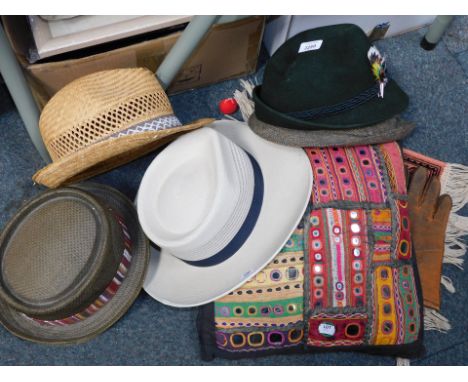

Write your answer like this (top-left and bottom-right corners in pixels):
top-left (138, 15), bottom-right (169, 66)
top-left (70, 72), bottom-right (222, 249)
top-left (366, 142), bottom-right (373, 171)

top-left (318, 322), bottom-right (336, 337)
top-left (298, 39), bottom-right (323, 53)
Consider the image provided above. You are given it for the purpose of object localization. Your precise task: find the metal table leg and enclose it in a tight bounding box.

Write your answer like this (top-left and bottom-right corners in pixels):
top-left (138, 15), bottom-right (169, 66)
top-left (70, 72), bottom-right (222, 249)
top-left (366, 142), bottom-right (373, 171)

top-left (0, 23), bottom-right (51, 163)
top-left (156, 15), bottom-right (219, 89)
top-left (421, 16), bottom-right (454, 51)
top-left (156, 16), bottom-right (249, 89)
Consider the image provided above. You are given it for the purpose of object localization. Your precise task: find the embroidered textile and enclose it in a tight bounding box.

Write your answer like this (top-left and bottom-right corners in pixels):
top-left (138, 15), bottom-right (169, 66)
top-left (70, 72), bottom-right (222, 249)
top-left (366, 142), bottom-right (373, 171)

top-left (199, 142), bottom-right (423, 360)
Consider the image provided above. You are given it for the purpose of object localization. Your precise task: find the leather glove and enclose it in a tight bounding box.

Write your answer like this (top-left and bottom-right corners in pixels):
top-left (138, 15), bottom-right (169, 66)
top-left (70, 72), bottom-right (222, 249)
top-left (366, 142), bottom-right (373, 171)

top-left (408, 167), bottom-right (452, 311)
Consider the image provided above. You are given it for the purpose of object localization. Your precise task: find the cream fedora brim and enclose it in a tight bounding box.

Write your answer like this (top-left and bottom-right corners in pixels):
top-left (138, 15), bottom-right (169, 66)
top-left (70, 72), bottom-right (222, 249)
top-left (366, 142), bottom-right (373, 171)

top-left (142, 119), bottom-right (313, 307)
top-left (33, 119), bottom-right (214, 189)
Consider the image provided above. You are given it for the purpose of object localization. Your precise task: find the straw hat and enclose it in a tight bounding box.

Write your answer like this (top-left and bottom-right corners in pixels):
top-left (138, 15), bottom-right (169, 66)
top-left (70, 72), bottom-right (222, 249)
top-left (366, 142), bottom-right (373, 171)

top-left (0, 183), bottom-right (149, 344)
top-left (32, 68), bottom-right (214, 188)
top-left (139, 120), bottom-right (313, 307)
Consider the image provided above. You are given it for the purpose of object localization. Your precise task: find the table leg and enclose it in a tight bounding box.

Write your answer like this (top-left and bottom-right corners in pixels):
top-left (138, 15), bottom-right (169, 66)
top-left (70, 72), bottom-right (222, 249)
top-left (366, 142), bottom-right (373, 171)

top-left (0, 23), bottom-right (50, 163)
top-left (156, 15), bottom-right (219, 89)
top-left (421, 16), bottom-right (454, 51)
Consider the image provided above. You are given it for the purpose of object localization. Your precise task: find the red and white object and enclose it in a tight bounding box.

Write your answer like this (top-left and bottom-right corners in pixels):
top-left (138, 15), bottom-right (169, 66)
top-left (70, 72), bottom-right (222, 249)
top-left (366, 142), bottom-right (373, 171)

top-left (219, 98), bottom-right (239, 115)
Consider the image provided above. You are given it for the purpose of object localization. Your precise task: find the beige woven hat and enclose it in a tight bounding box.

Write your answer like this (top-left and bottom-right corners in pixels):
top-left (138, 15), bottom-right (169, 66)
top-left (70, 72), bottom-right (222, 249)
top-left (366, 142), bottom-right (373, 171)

top-left (0, 182), bottom-right (149, 344)
top-left (32, 68), bottom-right (214, 188)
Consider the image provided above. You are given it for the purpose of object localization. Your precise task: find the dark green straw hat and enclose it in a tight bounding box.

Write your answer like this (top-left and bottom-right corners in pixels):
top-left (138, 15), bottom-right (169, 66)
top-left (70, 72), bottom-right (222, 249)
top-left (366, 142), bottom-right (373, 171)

top-left (252, 24), bottom-right (409, 131)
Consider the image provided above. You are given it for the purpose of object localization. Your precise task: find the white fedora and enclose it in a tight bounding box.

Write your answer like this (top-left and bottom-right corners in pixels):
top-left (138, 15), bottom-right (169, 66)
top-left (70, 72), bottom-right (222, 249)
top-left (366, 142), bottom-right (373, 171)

top-left (138, 120), bottom-right (312, 307)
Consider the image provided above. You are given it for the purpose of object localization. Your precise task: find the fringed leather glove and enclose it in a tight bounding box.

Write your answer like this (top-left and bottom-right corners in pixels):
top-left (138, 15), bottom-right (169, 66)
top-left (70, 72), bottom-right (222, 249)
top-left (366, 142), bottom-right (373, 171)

top-left (408, 167), bottom-right (452, 311)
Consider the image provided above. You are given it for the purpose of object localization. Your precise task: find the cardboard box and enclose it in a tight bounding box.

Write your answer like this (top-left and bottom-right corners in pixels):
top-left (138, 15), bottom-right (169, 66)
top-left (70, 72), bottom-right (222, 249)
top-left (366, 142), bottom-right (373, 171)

top-left (2, 16), bottom-right (265, 110)
top-left (27, 15), bottom-right (193, 61)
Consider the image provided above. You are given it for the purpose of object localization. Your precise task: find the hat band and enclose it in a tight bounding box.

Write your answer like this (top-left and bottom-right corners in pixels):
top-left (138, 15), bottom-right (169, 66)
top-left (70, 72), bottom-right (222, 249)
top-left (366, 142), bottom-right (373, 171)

top-left (23, 213), bottom-right (133, 326)
top-left (183, 153), bottom-right (264, 267)
top-left (286, 83), bottom-right (380, 121)
top-left (109, 114), bottom-right (182, 139)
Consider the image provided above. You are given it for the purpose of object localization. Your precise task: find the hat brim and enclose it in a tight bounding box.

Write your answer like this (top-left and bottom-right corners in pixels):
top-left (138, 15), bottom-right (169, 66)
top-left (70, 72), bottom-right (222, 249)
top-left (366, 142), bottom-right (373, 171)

top-left (142, 119), bottom-right (313, 307)
top-left (249, 114), bottom-right (416, 147)
top-left (253, 80), bottom-right (409, 130)
top-left (0, 183), bottom-right (150, 344)
top-left (33, 119), bottom-right (214, 188)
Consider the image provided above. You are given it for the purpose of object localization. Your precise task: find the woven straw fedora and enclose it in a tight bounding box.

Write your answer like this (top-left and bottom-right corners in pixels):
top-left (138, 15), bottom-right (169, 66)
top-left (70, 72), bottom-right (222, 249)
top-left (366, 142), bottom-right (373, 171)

top-left (0, 183), bottom-right (149, 344)
top-left (139, 120), bottom-right (313, 307)
top-left (32, 68), bottom-right (214, 188)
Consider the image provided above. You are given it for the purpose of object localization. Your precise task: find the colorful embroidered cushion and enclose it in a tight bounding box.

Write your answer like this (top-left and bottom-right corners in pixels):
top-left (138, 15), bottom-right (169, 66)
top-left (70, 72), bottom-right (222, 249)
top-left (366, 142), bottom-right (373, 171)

top-left (197, 142), bottom-right (424, 360)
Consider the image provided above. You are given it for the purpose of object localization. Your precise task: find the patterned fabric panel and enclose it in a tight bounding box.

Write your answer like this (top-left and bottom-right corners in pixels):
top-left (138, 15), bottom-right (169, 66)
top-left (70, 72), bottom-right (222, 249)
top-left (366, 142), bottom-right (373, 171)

top-left (395, 199), bottom-right (412, 260)
top-left (368, 264), bottom-right (421, 345)
top-left (370, 265), bottom-right (399, 345)
top-left (308, 313), bottom-right (367, 347)
top-left (203, 142), bottom-right (422, 359)
top-left (306, 202), bottom-right (420, 348)
top-left (304, 143), bottom-right (421, 349)
top-left (394, 265), bottom-right (421, 343)
top-left (371, 208), bottom-right (392, 262)
top-left (402, 148), bottom-right (446, 179)
top-left (380, 142), bottom-right (408, 195)
top-left (215, 326), bottom-right (305, 353)
top-left (213, 225), bottom-right (305, 352)
top-left (308, 208), bottom-right (369, 310)
top-left (305, 146), bottom-right (388, 204)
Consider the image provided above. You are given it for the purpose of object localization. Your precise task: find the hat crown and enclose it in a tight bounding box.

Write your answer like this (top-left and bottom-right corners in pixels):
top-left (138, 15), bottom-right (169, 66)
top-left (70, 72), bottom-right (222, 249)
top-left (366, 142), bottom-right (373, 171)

top-left (261, 24), bottom-right (375, 113)
top-left (138, 127), bottom-right (255, 262)
top-left (0, 188), bottom-right (124, 320)
top-left (39, 68), bottom-right (174, 161)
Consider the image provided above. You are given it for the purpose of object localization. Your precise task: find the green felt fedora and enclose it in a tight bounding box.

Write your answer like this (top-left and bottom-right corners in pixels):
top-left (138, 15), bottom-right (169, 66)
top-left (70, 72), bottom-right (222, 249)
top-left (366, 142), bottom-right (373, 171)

top-left (253, 24), bottom-right (409, 130)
